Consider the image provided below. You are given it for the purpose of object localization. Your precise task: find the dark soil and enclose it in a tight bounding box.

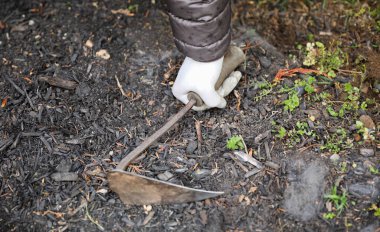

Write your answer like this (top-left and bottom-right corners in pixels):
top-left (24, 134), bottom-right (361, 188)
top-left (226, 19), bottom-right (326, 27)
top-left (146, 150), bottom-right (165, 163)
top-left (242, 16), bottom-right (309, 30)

top-left (1, 0), bottom-right (379, 231)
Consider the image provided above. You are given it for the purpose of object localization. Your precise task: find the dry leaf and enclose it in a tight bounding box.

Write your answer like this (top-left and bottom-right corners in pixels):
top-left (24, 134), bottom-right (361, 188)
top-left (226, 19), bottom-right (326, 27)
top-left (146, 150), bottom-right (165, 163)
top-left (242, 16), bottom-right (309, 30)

top-left (96, 49), bottom-right (110, 60)
top-left (111, 9), bottom-right (134, 17)
top-left (85, 39), bottom-right (94, 48)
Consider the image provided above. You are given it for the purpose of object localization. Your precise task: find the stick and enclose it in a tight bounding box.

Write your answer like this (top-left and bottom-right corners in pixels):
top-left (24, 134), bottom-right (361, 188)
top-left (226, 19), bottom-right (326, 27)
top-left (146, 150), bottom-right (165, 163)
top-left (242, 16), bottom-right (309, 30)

top-left (116, 99), bottom-right (196, 170)
top-left (39, 76), bottom-right (78, 90)
top-left (114, 76), bottom-right (128, 97)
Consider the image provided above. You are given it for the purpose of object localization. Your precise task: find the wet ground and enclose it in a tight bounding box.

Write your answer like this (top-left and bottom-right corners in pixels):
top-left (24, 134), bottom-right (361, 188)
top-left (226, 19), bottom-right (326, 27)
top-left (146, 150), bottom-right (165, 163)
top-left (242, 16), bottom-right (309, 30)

top-left (0, 0), bottom-right (379, 231)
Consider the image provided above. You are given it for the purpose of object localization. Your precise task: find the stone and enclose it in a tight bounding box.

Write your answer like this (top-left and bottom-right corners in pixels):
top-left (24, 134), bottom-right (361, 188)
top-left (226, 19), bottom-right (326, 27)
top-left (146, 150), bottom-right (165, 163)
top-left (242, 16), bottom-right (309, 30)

top-left (330, 154), bottom-right (340, 162)
top-left (348, 183), bottom-right (378, 199)
top-left (360, 148), bottom-right (375, 157)
top-left (192, 169), bottom-right (211, 180)
top-left (51, 172), bottom-right (78, 181)
top-left (157, 171), bottom-right (174, 181)
top-left (186, 140), bottom-right (198, 154)
top-left (359, 115), bottom-right (376, 130)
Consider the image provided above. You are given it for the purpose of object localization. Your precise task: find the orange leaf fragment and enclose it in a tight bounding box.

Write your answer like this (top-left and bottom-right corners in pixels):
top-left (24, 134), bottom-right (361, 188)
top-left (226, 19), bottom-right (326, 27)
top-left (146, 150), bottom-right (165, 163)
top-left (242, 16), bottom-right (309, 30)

top-left (1, 98), bottom-right (7, 108)
top-left (273, 68), bottom-right (328, 84)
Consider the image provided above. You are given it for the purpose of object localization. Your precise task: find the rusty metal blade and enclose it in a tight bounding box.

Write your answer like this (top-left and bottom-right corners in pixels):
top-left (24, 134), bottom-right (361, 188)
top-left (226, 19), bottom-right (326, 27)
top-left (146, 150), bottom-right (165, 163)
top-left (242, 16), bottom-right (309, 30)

top-left (108, 170), bottom-right (224, 205)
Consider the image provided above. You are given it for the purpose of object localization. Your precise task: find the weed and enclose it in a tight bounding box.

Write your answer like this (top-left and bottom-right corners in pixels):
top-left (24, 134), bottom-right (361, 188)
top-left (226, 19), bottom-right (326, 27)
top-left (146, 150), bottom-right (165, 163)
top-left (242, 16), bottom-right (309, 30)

top-left (369, 166), bottom-right (379, 175)
top-left (254, 80), bottom-right (273, 101)
top-left (227, 135), bottom-right (245, 150)
top-left (283, 91), bottom-right (300, 112)
top-left (355, 120), bottom-right (375, 141)
top-left (276, 126), bottom-right (287, 139)
top-left (369, 204), bottom-right (380, 218)
top-left (321, 128), bottom-right (352, 154)
top-left (324, 185), bottom-right (348, 215)
top-left (323, 212), bottom-right (336, 220)
top-left (303, 41), bottom-right (346, 77)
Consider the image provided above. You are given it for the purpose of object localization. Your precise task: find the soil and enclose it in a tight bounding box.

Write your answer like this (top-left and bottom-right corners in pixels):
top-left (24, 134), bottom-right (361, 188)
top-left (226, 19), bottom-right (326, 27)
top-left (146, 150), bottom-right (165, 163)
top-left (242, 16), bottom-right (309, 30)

top-left (0, 0), bottom-right (379, 231)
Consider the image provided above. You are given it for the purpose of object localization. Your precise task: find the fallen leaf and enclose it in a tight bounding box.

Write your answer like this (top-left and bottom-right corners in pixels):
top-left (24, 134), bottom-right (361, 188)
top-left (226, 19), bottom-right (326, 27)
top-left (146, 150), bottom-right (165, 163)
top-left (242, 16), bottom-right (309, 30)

top-left (359, 115), bottom-right (376, 130)
top-left (111, 9), bottom-right (134, 17)
top-left (273, 68), bottom-right (328, 84)
top-left (249, 186), bottom-right (258, 193)
top-left (85, 39), bottom-right (94, 48)
top-left (0, 21), bottom-right (5, 29)
top-left (96, 49), bottom-right (110, 60)
top-left (1, 98), bottom-right (7, 108)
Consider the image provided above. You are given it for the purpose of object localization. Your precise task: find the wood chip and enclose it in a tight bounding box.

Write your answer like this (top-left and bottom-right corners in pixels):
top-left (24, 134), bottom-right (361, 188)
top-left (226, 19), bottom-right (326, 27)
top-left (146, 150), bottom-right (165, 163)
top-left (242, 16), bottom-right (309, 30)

top-left (51, 172), bottom-right (78, 182)
top-left (96, 49), bottom-right (111, 60)
top-left (39, 76), bottom-right (78, 90)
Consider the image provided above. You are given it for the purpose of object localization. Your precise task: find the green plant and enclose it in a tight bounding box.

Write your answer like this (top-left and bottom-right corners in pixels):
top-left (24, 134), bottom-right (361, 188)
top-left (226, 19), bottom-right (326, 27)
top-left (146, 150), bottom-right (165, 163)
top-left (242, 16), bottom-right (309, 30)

top-left (276, 126), bottom-right (287, 139)
top-left (254, 80), bottom-right (273, 101)
top-left (283, 91), bottom-right (300, 112)
top-left (321, 128), bottom-right (352, 154)
top-left (323, 212), bottom-right (336, 220)
top-left (355, 120), bottom-right (375, 141)
top-left (324, 185), bottom-right (348, 215)
top-left (369, 204), bottom-right (380, 218)
top-left (369, 166), bottom-right (379, 175)
top-left (303, 41), bottom-right (346, 77)
top-left (226, 135), bottom-right (245, 150)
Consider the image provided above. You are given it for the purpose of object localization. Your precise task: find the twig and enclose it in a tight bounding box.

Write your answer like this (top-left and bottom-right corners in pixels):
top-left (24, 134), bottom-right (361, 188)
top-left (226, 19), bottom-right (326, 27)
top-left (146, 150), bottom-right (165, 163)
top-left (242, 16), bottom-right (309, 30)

top-left (85, 204), bottom-right (105, 231)
top-left (22, 84), bottom-right (36, 111)
top-left (4, 76), bottom-right (25, 95)
top-left (38, 76), bottom-right (78, 89)
top-left (195, 120), bottom-right (202, 154)
top-left (114, 75), bottom-right (128, 97)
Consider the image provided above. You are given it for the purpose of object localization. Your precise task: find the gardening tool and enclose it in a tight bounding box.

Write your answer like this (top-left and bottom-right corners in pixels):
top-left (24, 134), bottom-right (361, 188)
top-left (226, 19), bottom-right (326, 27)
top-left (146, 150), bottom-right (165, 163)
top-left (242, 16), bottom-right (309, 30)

top-left (108, 46), bottom-right (246, 205)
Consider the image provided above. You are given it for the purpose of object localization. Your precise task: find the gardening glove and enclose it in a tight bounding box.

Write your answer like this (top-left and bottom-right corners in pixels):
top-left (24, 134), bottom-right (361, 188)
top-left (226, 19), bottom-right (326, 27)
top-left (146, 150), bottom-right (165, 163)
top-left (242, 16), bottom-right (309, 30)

top-left (172, 56), bottom-right (242, 111)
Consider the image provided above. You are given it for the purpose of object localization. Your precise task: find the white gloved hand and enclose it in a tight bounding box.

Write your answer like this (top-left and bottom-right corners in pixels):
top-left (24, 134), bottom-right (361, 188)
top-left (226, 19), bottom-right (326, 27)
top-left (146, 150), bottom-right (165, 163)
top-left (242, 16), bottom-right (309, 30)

top-left (172, 56), bottom-right (242, 111)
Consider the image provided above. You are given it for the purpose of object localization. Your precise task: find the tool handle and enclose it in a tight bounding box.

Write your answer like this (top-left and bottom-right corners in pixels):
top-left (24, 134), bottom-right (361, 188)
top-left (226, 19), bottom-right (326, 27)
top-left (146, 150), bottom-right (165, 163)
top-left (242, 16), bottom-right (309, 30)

top-left (116, 99), bottom-right (196, 170)
top-left (188, 46), bottom-right (246, 107)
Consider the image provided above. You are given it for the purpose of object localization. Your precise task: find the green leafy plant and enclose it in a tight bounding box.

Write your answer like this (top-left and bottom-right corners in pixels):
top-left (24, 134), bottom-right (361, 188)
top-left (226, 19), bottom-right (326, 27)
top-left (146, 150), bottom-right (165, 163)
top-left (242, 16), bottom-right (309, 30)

top-left (324, 185), bottom-right (348, 215)
top-left (226, 135), bottom-right (245, 150)
top-left (253, 80), bottom-right (273, 101)
top-left (369, 204), bottom-right (380, 218)
top-left (369, 166), bottom-right (379, 175)
top-left (323, 212), bottom-right (336, 220)
top-left (303, 41), bottom-right (346, 77)
top-left (283, 91), bottom-right (300, 112)
top-left (276, 126), bottom-right (287, 139)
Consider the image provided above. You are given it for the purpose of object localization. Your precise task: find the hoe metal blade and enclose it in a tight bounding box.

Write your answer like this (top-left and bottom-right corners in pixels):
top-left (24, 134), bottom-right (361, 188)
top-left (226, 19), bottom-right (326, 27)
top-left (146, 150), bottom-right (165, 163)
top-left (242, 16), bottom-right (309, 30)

top-left (108, 170), bottom-right (224, 205)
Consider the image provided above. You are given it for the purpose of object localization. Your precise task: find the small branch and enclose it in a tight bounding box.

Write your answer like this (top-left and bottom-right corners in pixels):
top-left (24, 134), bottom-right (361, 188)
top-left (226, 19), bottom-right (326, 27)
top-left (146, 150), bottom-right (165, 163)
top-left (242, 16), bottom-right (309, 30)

top-left (114, 75), bottom-right (128, 97)
top-left (38, 76), bottom-right (78, 89)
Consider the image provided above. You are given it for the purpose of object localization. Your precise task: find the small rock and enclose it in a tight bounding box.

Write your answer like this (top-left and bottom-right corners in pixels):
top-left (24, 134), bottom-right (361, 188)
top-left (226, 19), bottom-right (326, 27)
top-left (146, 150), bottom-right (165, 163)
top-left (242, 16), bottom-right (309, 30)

top-left (28, 20), bottom-right (35, 26)
top-left (244, 168), bottom-right (261, 178)
top-left (186, 140), bottom-right (198, 154)
top-left (359, 115), bottom-right (376, 130)
top-left (360, 148), bottom-right (375, 157)
top-left (265, 161), bottom-right (280, 170)
top-left (192, 169), bottom-right (211, 180)
top-left (157, 171), bottom-right (174, 181)
top-left (56, 159), bottom-right (72, 172)
top-left (296, 86), bottom-right (305, 96)
top-left (85, 39), bottom-right (94, 48)
top-left (254, 130), bottom-right (271, 144)
top-left (330, 154), bottom-right (340, 162)
top-left (258, 56), bottom-right (271, 68)
top-left (303, 109), bottom-right (322, 120)
top-left (108, 199), bottom-right (115, 204)
top-left (96, 49), bottom-right (110, 60)
top-left (51, 172), bottom-right (78, 181)
top-left (348, 183), bottom-right (377, 199)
